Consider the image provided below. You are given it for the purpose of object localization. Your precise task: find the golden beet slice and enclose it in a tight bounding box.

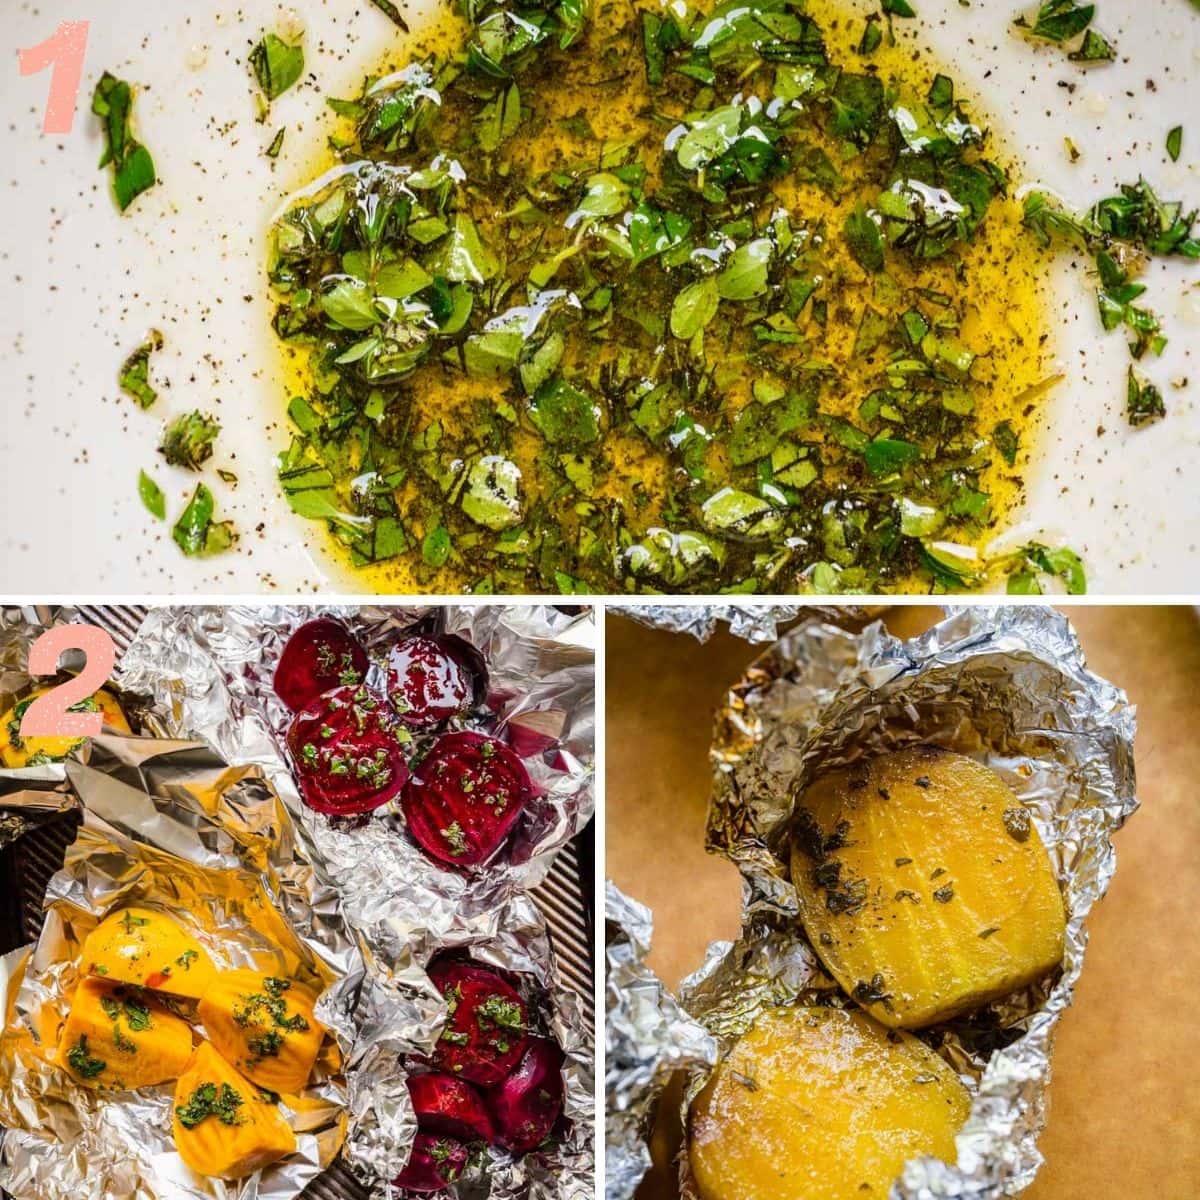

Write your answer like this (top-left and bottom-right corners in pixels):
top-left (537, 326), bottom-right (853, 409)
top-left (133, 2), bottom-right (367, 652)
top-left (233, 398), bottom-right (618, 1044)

top-left (790, 746), bottom-right (1066, 1028)
top-left (81, 907), bottom-right (216, 1000)
top-left (173, 1041), bottom-right (297, 1179)
top-left (0, 686), bottom-right (130, 768)
top-left (689, 1006), bottom-right (970, 1200)
top-left (58, 978), bottom-right (194, 1090)
top-left (198, 969), bottom-right (324, 1094)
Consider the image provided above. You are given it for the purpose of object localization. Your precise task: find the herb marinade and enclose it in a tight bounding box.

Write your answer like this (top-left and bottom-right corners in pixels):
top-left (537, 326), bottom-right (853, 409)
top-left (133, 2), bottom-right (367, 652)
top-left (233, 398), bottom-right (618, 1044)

top-left (269, 0), bottom-right (1056, 594)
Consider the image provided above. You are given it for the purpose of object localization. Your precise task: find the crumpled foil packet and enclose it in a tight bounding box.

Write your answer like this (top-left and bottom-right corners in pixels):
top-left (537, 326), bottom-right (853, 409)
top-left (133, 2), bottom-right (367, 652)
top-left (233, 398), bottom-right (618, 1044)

top-left (672, 605), bottom-right (1138, 1199)
top-left (604, 883), bottom-right (715, 1200)
top-left (0, 732), bottom-right (413, 1200)
top-left (0, 607), bottom-right (595, 1200)
top-left (116, 606), bottom-right (595, 964)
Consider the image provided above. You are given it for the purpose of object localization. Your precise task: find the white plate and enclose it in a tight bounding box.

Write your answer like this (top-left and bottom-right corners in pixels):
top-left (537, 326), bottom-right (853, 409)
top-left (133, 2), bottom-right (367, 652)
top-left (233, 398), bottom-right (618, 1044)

top-left (0, 0), bottom-right (1197, 594)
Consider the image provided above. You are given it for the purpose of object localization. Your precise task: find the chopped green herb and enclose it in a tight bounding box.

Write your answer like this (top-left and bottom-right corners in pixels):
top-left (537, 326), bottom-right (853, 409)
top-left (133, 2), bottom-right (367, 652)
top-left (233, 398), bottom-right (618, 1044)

top-left (92, 72), bottom-right (157, 211)
top-left (1126, 367), bottom-right (1165, 427)
top-left (249, 34), bottom-right (305, 102)
top-left (172, 484), bottom-right (236, 557)
top-left (138, 470), bottom-right (166, 520)
top-left (159, 410), bottom-right (220, 471)
top-left (1167, 126), bottom-right (1183, 163)
top-left (67, 1035), bottom-right (106, 1079)
top-left (266, 127), bottom-right (287, 158)
top-left (119, 332), bottom-right (163, 408)
top-left (176, 1082), bottom-right (245, 1130)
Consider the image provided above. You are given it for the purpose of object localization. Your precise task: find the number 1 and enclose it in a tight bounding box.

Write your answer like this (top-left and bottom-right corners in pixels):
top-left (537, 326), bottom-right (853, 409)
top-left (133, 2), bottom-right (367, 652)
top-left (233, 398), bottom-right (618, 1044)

top-left (19, 21), bottom-right (90, 136)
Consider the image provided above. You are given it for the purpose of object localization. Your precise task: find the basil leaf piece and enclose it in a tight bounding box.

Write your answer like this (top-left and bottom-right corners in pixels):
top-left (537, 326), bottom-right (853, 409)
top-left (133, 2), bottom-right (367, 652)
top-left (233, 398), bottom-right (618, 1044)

top-left (92, 73), bottom-right (157, 212)
top-left (1068, 28), bottom-right (1114, 61)
top-left (1126, 367), bottom-right (1165, 426)
top-left (628, 202), bottom-right (692, 265)
top-left (882, 0), bottom-right (916, 16)
top-left (844, 205), bottom-right (885, 271)
top-left (173, 484), bottom-right (235, 557)
top-left (1020, 1), bottom-right (1095, 43)
top-left (138, 471), bottom-right (166, 520)
top-left (160, 410), bottom-right (220, 471)
top-left (670, 277), bottom-right (720, 339)
top-left (529, 378), bottom-right (602, 445)
top-left (369, 0), bottom-right (410, 30)
top-left (461, 457), bottom-right (523, 530)
top-left (717, 238), bottom-right (773, 299)
top-left (863, 437), bottom-right (921, 476)
top-left (422, 525), bottom-right (452, 568)
top-left (119, 332), bottom-right (163, 408)
top-left (1167, 126), bottom-right (1183, 163)
top-left (250, 34), bottom-right (305, 101)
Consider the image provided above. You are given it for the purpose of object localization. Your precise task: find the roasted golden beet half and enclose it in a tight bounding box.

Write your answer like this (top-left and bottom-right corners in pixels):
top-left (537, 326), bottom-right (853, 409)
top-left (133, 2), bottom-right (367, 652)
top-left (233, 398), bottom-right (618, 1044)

top-left (58, 978), bottom-right (194, 1090)
top-left (689, 1006), bottom-right (970, 1200)
top-left (172, 1041), bottom-right (297, 1179)
top-left (0, 687), bottom-right (130, 768)
top-left (81, 907), bottom-right (216, 1000)
top-left (789, 746), bottom-right (1067, 1028)
top-left (199, 969), bottom-right (324, 1094)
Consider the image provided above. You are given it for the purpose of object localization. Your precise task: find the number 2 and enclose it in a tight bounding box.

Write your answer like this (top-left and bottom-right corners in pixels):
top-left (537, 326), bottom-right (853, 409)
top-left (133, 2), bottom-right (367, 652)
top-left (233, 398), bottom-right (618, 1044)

top-left (19, 21), bottom-right (90, 136)
top-left (20, 625), bottom-right (117, 739)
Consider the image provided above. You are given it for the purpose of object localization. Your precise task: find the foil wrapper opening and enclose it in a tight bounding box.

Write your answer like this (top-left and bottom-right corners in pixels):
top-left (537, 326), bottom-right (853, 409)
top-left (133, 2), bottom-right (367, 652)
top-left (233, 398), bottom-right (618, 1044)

top-left (604, 606), bottom-right (1138, 1200)
top-left (604, 884), bottom-right (715, 1200)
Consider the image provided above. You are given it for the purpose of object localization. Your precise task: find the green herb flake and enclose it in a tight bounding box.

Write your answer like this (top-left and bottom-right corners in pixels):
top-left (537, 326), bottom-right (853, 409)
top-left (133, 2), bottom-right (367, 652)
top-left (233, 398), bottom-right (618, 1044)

top-left (1167, 126), bottom-right (1183, 163)
top-left (250, 34), bottom-right (305, 102)
top-left (119, 332), bottom-right (163, 408)
top-left (138, 470), bottom-right (166, 521)
top-left (159, 410), bottom-right (220, 471)
top-left (172, 484), bottom-right (236, 558)
top-left (92, 72), bottom-right (157, 211)
top-left (176, 1081), bottom-right (245, 1130)
top-left (67, 1035), bottom-right (107, 1080)
top-left (1126, 367), bottom-right (1165, 426)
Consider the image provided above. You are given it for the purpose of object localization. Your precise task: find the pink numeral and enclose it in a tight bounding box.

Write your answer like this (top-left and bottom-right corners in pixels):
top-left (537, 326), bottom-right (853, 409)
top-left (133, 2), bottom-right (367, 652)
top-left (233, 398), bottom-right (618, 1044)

top-left (20, 624), bottom-right (117, 739)
top-left (19, 21), bottom-right (90, 135)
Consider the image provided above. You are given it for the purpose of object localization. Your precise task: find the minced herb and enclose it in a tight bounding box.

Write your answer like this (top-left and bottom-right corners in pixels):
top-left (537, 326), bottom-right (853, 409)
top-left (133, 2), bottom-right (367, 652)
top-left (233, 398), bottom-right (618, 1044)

top-left (176, 1081), bottom-right (245, 1129)
top-left (267, 0), bottom-right (1072, 594)
top-left (250, 34), bottom-right (305, 103)
top-left (119, 332), bottom-right (163, 408)
top-left (172, 484), bottom-right (236, 557)
top-left (1126, 367), bottom-right (1165, 427)
top-left (441, 820), bottom-right (469, 856)
top-left (67, 1035), bottom-right (106, 1079)
top-left (160, 410), bottom-right (220, 471)
top-left (138, 470), bottom-right (166, 520)
top-left (477, 995), bottom-right (525, 1031)
top-left (92, 72), bottom-right (157, 211)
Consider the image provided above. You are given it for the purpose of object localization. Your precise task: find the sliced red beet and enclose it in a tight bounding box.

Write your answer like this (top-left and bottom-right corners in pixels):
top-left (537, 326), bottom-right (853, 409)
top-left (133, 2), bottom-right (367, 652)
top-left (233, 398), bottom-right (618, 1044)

top-left (386, 634), bottom-right (484, 728)
top-left (408, 1072), bottom-right (495, 1144)
top-left (489, 1038), bottom-right (565, 1155)
top-left (428, 960), bottom-right (530, 1087)
top-left (392, 1132), bottom-right (468, 1193)
top-left (285, 684), bottom-right (409, 816)
top-left (273, 618), bottom-right (369, 712)
top-left (401, 732), bottom-right (533, 868)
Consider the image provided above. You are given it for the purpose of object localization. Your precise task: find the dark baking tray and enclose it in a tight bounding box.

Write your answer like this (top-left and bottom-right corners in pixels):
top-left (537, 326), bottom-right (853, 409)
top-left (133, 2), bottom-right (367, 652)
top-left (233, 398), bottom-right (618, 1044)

top-left (1, 605), bottom-right (595, 1200)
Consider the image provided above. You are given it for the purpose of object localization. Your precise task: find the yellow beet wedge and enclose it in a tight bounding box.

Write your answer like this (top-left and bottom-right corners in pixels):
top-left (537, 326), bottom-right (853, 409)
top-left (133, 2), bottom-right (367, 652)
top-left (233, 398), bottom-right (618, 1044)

top-left (173, 1041), bottom-right (297, 1179)
top-left (58, 978), bottom-right (194, 1090)
top-left (198, 970), bottom-right (324, 1094)
top-left (0, 687), bottom-right (129, 768)
top-left (81, 907), bottom-right (216, 1000)
top-left (790, 745), bottom-right (1067, 1029)
top-left (689, 1006), bottom-right (971, 1200)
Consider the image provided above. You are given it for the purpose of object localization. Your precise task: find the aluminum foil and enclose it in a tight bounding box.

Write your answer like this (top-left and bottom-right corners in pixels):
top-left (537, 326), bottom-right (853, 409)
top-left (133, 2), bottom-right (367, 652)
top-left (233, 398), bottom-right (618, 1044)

top-left (114, 604), bottom-right (596, 1199)
top-left (608, 604), bottom-right (879, 645)
top-left (0, 730), bottom-right (408, 1200)
top-left (668, 605), bottom-right (1138, 1199)
top-left (116, 606), bottom-right (595, 963)
top-left (603, 883), bottom-right (715, 1200)
top-left (0, 607), bottom-right (595, 1200)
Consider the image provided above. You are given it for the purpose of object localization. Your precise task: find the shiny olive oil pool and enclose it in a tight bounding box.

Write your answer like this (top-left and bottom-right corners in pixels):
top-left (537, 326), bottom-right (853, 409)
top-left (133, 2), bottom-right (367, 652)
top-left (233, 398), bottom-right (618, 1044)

top-left (269, 0), bottom-right (1055, 595)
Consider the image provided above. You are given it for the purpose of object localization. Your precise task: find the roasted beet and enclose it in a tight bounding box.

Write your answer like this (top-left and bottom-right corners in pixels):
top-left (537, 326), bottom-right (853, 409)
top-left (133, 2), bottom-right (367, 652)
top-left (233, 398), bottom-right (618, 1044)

top-left (273, 618), bottom-right (369, 712)
top-left (392, 1132), bottom-right (468, 1193)
top-left (386, 635), bottom-right (483, 728)
top-left (401, 732), bottom-right (533, 868)
top-left (408, 1072), bottom-right (495, 1144)
top-left (428, 960), bottom-right (530, 1087)
top-left (285, 685), bottom-right (409, 816)
top-left (489, 1038), bottom-right (565, 1155)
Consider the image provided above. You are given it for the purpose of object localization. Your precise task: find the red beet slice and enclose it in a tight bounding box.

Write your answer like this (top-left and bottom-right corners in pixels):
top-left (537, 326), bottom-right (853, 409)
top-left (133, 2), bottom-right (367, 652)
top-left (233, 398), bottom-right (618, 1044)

top-left (428, 960), bottom-right (530, 1087)
top-left (401, 732), bottom-right (533, 868)
top-left (273, 618), bottom-right (369, 712)
top-left (489, 1038), bottom-right (565, 1155)
top-left (285, 685), bottom-right (409, 816)
top-left (393, 1132), bottom-right (468, 1193)
top-left (386, 635), bottom-right (482, 728)
top-left (408, 1072), bottom-right (495, 1144)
